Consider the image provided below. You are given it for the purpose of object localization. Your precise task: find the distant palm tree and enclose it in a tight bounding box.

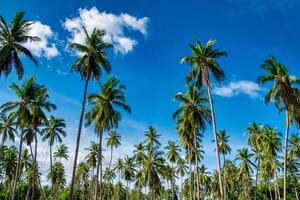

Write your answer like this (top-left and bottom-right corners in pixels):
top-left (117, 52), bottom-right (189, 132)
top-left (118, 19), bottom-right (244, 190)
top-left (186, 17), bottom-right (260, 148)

top-left (106, 130), bottom-right (121, 170)
top-left (288, 133), bottom-right (300, 159)
top-left (0, 113), bottom-right (17, 146)
top-left (165, 140), bottom-right (181, 200)
top-left (235, 148), bottom-right (255, 199)
top-left (181, 39), bottom-right (227, 199)
top-left (0, 76), bottom-right (46, 200)
top-left (144, 126), bottom-right (161, 151)
top-left (122, 156), bottom-right (136, 200)
top-left (259, 56), bottom-right (299, 200)
top-left (85, 77), bottom-right (131, 200)
top-left (47, 162), bottom-right (66, 200)
top-left (68, 27), bottom-right (113, 199)
top-left (53, 144), bottom-right (69, 163)
top-left (85, 141), bottom-right (99, 198)
top-left (176, 157), bottom-right (188, 198)
top-left (42, 116), bottom-right (66, 172)
top-left (1, 146), bottom-right (17, 194)
top-left (0, 11), bottom-right (40, 79)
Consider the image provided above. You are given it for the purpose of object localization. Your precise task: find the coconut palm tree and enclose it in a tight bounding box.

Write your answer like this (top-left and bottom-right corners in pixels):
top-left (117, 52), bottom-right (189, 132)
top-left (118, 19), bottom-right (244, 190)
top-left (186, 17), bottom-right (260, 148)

top-left (173, 85), bottom-right (211, 199)
top-left (0, 76), bottom-right (46, 200)
top-left (42, 116), bottom-right (66, 172)
top-left (144, 126), bottom-right (161, 151)
top-left (53, 144), bottom-right (69, 163)
top-left (235, 148), bottom-right (255, 199)
top-left (259, 56), bottom-right (300, 200)
top-left (181, 39), bottom-right (227, 199)
top-left (0, 113), bottom-right (17, 146)
top-left (0, 11), bottom-right (40, 79)
top-left (176, 156), bottom-right (188, 198)
top-left (85, 76), bottom-right (131, 200)
top-left (288, 133), bottom-right (300, 160)
top-left (122, 156), bottom-right (136, 200)
top-left (106, 130), bottom-right (121, 170)
top-left (68, 27), bottom-right (113, 199)
top-left (47, 162), bottom-right (66, 200)
top-left (1, 146), bottom-right (17, 195)
top-left (165, 140), bottom-right (181, 200)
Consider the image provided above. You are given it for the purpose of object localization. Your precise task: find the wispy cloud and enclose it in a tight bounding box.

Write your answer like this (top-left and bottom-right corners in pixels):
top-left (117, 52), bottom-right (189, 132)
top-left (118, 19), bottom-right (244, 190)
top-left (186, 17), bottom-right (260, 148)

top-left (213, 80), bottom-right (263, 98)
top-left (62, 7), bottom-right (149, 54)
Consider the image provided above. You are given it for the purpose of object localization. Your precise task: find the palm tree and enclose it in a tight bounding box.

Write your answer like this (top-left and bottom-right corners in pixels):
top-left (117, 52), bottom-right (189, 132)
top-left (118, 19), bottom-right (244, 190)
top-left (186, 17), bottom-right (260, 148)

top-left (246, 122), bottom-right (263, 199)
top-left (235, 148), bottom-right (255, 199)
top-left (288, 133), bottom-right (300, 160)
top-left (176, 157), bottom-right (188, 198)
top-left (259, 56), bottom-right (300, 200)
top-left (85, 141), bottom-right (99, 198)
top-left (47, 162), bottom-right (66, 200)
top-left (85, 77), bottom-right (131, 200)
top-left (1, 146), bottom-right (17, 195)
top-left (0, 11), bottom-right (40, 79)
top-left (181, 39), bottom-right (227, 199)
top-left (0, 113), bottom-right (17, 146)
top-left (165, 140), bottom-right (181, 200)
top-left (68, 27), bottom-right (113, 199)
top-left (53, 144), bottom-right (69, 163)
top-left (216, 129), bottom-right (231, 199)
top-left (0, 76), bottom-right (46, 200)
top-left (106, 130), bottom-right (121, 170)
top-left (42, 116), bottom-right (66, 173)
top-left (144, 126), bottom-right (161, 151)
top-left (122, 156), bottom-right (136, 200)
top-left (173, 85), bottom-right (211, 200)
top-left (133, 142), bottom-right (145, 199)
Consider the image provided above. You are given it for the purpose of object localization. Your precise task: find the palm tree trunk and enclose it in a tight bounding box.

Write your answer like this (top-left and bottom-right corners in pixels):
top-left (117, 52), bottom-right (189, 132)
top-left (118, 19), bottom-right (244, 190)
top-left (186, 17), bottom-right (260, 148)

top-left (69, 78), bottom-right (89, 200)
top-left (31, 134), bottom-right (38, 200)
top-left (180, 175), bottom-right (183, 200)
top-left (269, 185), bottom-right (273, 200)
top-left (126, 181), bottom-right (129, 200)
top-left (109, 146), bottom-right (113, 171)
top-left (50, 144), bottom-right (53, 199)
top-left (223, 154), bottom-right (226, 200)
top-left (206, 80), bottom-right (224, 200)
top-left (283, 109), bottom-right (289, 200)
top-left (11, 127), bottom-right (24, 200)
top-left (95, 130), bottom-right (103, 200)
top-left (188, 145), bottom-right (193, 200)
top-left (194, 132), bottom-right (200, 200)
top-left (295, 185), bottom-right (299, 200)
top-left (254, 155), bottom-right (260, 200)
top-left (171, 162), bottom-right (175, 200)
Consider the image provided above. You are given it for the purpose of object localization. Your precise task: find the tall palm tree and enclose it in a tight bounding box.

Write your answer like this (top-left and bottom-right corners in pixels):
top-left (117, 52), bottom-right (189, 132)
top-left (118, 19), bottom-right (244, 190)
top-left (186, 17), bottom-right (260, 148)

top-left (173, 85), bottom-right (211, 200)
top-left (235, 148), bottom-right (255, 199)
top-left (0, 76), bottom-right (46, 200)
top-left (68, 27), bottom-right (113, 199)
top-left (106, 130), bottom-right (121, 170)
top-left (259, 56), bottom-right (299, 200)
top-left (85, 77), bottom-right (131, 200)
top-left (181, 39), bottom-right (227, 199)
top-left (85, 141), bottom-right (99, 198)
top-left (53, 144), bottom-right (69, 163)
top-left (144, 126), bottom-right (161, 151)
top-left (165, 140), bottom-right (181, 200)
top-left (0, 11), bottom-right (40, 79)
top-left (176, 157), bottom-right (188, 199)
top-left (42, 116), bottom-right (66, 173)
top-left (0, 113), bottom-right (17, 146)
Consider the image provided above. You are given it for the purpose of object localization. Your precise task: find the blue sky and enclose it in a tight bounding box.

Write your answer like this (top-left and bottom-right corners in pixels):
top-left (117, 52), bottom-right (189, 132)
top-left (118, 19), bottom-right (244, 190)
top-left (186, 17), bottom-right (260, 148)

top-left (1, 0), bottom-right (300, 183)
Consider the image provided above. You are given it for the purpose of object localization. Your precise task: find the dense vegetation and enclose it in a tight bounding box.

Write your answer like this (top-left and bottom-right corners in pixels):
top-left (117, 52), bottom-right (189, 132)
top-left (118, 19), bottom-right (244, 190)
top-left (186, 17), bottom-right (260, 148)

top-left (0, 11), bottom-right (299, 200)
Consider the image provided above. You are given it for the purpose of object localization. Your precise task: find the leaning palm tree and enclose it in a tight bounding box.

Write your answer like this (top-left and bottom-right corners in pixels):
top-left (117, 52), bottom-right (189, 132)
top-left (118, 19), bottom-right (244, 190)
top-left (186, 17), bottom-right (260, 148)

top-left (165, 140), bottom-right (181, 200)
top-left (106, 130), bottom-right (121, 170)
top-left (68, 27), bottom-right (113, 199)
top-left (53, 144), bottom-right (69, 163)
top-left (85, 77), bottom-right (131, 200)
top-left (0, 113), bottom-right (17, 146)
top-left (42, 116), bottom-right (66, 173)
top-left (181, 39), bottom-right (227, 199)
top-left (0, 11), bottom-right (40, 79)
top-left (259, 56), bottom-right (300, 200)
top-left (0, 76), bottom-right (45, 200)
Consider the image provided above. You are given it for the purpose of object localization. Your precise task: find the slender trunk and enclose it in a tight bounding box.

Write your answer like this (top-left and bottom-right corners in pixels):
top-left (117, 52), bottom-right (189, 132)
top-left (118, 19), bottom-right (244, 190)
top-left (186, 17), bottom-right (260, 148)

top-left (126, 181), bottom-right (129, 200)
top-left (283, 109), bottom-right (289, 200)
top-left (275, 171), bottom-right (280, 200)
top-left (254, 155), bottom-right (260, 200)
top-left (194, 133), bottom-right (200, 200)
top-left (180, 175), bottom-right (183, 200)
top-left (295, 185), bottom-right (299, 200)
top-left (223, 154), bottom-right (226, 200)
top-left (11, 127), bottom-right (24, 200)
top-left (95, 130), bottom-right (103, 200)
top-left (109, 146), bottom-right (113, 171)
top-left (25, 184), bottom-right (31, 200)
top-left (69, 78), bottom-right (89, 200)
top-left (188, 145), bottom-right (193, 200)
top-left (269, 185), bottom-right (273, 200)
top-left (90, 168), bottom-right (94, 200)
top-left (171, 162), bottom-right (175, 200)
top-left (31, 134), bottom-right (38, 200)
top-left (206, 81), bottom-right (224, 200)
top-left (50, 144), bottom-right (53, 199)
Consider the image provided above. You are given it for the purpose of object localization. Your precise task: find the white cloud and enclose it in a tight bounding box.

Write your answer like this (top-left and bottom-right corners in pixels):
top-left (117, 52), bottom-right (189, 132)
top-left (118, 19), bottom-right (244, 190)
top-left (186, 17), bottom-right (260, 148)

top-left (63, 7), bottom-right (149, 54)
top-left (24, 21), bottom-right (59, 59)
top-left (213, 80), bottom-right (262, 98)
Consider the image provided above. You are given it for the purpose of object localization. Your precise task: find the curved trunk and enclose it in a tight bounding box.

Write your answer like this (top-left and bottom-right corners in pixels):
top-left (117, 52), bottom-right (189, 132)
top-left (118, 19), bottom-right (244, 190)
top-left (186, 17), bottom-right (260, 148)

top-left (207, 82), bottom-right (224, 200)
top-left (69, 78), bottom-right (89, 200)
top-left (11, 127), bottom-right (24, 200)
top-left (283, 109), bottom-right (289, 200)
